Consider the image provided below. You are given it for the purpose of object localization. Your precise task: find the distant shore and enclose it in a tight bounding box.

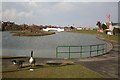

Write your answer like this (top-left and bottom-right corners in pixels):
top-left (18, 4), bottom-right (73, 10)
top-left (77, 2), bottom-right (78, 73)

top-left (10, 30), bottom-right (55, 36)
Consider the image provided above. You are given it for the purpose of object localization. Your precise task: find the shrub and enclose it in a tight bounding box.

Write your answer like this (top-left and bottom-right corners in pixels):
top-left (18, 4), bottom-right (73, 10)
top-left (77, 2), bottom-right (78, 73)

top-left (113, 28), bottom-right (120, 35)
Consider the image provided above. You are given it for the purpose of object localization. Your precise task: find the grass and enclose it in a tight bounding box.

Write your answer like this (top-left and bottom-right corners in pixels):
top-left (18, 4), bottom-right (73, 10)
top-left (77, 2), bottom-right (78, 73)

top-left (70, 29), bottom-right (97, 34)
top-left (70, 29), bottom-right (119, 43)
top-left (100, 33), bottom-right (119, 43)
top-left (10, 30), bottom-right (55, 36)
top-left (2, 64), bottom-right (104, 78)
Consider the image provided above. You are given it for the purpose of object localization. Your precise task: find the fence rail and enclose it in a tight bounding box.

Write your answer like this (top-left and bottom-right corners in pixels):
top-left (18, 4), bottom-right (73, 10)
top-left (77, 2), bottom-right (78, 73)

top-left (56, 44), bottom-right (105, 58)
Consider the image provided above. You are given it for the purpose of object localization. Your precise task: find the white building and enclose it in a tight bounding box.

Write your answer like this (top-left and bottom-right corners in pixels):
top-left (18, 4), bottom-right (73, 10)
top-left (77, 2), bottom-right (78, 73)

top-left (76, 27), bottom-right (83, 30)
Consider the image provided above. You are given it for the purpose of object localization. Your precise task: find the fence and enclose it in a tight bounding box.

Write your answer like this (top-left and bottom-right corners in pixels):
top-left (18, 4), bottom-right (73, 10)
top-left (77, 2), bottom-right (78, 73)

top-left (56, 44), bottom-right (105, 58)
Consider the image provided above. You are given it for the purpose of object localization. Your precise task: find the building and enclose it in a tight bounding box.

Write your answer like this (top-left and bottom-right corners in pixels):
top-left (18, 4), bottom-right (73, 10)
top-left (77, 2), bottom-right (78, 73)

top-left (76, 27), bottom-right (83, 30)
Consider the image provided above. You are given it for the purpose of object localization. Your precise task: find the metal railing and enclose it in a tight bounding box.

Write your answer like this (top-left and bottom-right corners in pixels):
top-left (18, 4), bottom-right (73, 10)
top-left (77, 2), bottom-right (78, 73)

top-left (56, 44), bottom-right (105, 58)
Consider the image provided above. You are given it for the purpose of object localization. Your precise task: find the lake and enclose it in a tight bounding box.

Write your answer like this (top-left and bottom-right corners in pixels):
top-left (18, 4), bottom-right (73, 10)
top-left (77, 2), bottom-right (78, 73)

top-left (2, 31), bottom-right (107, 58)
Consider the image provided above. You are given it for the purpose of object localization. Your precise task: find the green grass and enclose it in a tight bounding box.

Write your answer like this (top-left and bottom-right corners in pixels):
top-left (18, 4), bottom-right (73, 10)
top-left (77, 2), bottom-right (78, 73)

top-left (2, 64), bottom-right (104, 78)
top-left (100, 33), bottom-right (119, 43)
top-left (11, 30), bottom-right (55, 36)
top-left (70, 29), bottom-right (97, 34)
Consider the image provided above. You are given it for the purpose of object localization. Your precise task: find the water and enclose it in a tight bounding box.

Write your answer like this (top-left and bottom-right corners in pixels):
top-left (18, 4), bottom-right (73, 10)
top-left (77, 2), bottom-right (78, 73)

top-left (2, 31), bottom-right (106, 58)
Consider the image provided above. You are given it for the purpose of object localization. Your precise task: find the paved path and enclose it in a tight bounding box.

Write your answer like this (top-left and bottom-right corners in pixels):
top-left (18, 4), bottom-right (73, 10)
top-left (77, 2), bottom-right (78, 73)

top-left (74, 38), bottom-right (119, 78)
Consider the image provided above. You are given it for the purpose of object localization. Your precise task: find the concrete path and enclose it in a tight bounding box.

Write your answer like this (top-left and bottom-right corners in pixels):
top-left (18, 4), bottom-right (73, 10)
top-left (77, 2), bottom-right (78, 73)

top-left (74, 39), bottom-right (119, 78)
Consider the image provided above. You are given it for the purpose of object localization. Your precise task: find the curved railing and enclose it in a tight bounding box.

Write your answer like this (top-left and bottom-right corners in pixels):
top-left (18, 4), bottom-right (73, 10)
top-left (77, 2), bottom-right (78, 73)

top-left (56, 44), bottom-right (106, 58)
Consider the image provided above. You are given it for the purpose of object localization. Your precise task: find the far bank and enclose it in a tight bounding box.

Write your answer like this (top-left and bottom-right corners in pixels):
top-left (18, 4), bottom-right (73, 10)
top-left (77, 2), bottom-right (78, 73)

top-left (70, 29), bottom-right (119, 44)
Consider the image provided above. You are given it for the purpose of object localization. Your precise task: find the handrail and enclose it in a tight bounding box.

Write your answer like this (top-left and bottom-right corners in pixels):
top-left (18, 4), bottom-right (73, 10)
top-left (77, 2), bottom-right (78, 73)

top-left (56, 44), bottom-right (105, 58)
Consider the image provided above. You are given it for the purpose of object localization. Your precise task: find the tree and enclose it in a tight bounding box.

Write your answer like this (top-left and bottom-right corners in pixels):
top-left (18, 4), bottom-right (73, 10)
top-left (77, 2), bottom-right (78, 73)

top-left (113, 27), bottom-right (120, 35)
top-left (70, 26), bottom-right (74, 29)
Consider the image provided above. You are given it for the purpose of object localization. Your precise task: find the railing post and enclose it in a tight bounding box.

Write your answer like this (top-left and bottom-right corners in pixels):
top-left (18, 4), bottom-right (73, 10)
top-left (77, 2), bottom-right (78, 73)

top-left (80, 46), bottom-right (82, 57)
top-left (102, 44), bottom-right (104, 54)
top-left (90, 45), bottom-right (92, 57)
top-left (56, 47), bottom-right (58, 58)
top-left (105, 43), bottom-right (107, 53)
top-left (97, 45), bottom-right (99, 55)
top-left (69, 46), bottom-right (70, 59)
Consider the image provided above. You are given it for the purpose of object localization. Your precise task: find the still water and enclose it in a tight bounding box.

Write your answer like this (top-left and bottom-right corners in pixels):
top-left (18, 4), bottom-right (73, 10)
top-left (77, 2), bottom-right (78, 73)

top-left (2, 31), bottom-right (106, 58)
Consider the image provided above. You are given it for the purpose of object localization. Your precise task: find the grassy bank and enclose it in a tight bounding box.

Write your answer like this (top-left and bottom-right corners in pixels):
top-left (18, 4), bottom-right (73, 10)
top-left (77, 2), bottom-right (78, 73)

top-left (11, 30), bottom-right (55, 36)
top-left (70, 30), bottom-right (119, 43)
top-left (2, 64), bottom-right (104, 78)
top-left (70, 29), bottom-right (97, 34)
top-left (100, 33), bottom-right (119, 43)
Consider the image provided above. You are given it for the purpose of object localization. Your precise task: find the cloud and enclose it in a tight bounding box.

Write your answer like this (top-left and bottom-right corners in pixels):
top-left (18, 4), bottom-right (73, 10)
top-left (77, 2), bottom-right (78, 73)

top-left (0, 3), bottom-right (2, 20)
top-left (1, 0), bottom-right (120, 2)
top-left (53, 2), bottom-right (76, 11)
top-left (1, 2), bottom-right (118, 27)
top-left (28, 2), bottom-right (37, 6)
top-left (2, 8), bottom-right (33, 21)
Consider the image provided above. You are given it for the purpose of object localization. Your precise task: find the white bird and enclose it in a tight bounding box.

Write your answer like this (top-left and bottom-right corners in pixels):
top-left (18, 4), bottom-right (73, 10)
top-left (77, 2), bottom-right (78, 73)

top-left (29, 50), bottom-right (35, 67)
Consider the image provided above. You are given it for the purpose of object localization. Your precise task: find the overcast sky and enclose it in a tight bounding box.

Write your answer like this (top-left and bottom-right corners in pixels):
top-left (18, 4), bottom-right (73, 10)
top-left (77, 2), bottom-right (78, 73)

top-left (1, 2), bottom-right (118, 27)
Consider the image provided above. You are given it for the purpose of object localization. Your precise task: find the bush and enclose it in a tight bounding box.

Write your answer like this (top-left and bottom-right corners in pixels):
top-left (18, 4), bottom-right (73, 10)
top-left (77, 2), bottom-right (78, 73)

top-left (113, 28), bottom-right (120, 35)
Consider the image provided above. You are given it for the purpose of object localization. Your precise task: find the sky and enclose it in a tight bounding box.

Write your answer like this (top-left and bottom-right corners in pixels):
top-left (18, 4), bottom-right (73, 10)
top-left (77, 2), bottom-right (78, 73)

top-left (1, 1), bottom-right (119, 27)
